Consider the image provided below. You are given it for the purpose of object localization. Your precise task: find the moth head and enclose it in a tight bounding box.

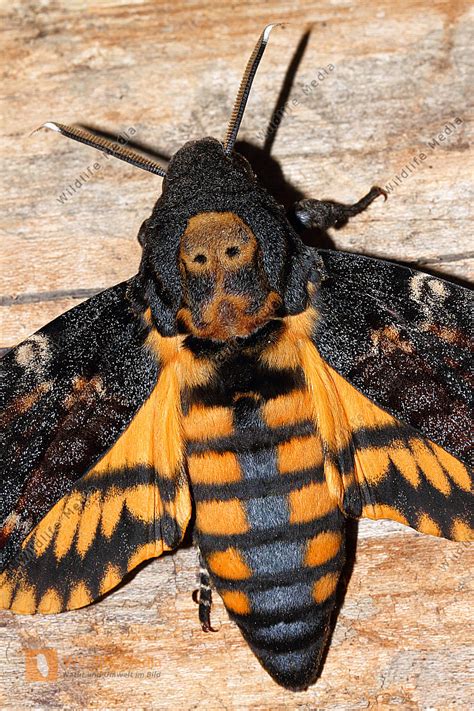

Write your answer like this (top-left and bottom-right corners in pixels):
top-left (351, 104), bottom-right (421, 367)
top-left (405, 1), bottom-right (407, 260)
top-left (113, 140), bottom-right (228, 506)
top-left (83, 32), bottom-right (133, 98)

top-left (135, 137), bottom-right (313, 338)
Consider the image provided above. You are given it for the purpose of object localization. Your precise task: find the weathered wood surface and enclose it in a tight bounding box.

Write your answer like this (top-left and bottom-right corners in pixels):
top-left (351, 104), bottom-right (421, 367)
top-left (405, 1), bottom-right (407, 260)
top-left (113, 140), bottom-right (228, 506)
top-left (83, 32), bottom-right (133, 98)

top-left (0, 0), bottom-right (473, 708)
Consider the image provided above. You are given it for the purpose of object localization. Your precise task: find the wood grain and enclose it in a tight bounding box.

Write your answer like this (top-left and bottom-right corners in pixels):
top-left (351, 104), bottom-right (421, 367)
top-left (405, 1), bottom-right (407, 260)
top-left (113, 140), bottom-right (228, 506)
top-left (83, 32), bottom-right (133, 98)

top-left (0, 0), bottom-right (473, 708)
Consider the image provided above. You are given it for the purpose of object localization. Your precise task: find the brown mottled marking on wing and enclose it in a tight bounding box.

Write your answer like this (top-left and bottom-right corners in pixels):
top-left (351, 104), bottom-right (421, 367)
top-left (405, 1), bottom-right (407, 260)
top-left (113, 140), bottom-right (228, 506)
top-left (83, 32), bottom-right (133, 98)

top-left (63, 374), bottom-right (104, 409)
top-left (0, 381), bottom-right (52, 427)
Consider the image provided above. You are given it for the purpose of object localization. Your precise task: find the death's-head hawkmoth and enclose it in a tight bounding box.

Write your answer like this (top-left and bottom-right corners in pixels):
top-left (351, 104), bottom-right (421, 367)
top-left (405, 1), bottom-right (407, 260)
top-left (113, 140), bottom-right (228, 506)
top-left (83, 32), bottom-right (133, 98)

top-left (0, 24), bottom-right (472, 691)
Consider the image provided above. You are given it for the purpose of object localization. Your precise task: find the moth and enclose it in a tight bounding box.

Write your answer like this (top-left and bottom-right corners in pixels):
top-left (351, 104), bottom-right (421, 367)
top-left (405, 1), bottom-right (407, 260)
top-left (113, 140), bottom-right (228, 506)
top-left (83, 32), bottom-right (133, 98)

top-left (1, 24), bottom-right (472, 691)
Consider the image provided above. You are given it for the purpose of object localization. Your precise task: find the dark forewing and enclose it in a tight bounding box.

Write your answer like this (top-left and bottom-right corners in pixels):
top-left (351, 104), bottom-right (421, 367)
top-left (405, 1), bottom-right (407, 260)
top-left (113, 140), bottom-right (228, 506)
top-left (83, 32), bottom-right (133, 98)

top-left (313, 250), bottom-right (473, 467)
top-left (0, 280), bottom-right (159, 571)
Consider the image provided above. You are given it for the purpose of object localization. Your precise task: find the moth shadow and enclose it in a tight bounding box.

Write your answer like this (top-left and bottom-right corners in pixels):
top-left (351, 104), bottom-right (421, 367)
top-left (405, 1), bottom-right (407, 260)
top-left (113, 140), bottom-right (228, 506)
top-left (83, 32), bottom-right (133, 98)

top-left (235, 140), bottom-right (336, 250)
top-left (235, 146), bottom-right (472, 290)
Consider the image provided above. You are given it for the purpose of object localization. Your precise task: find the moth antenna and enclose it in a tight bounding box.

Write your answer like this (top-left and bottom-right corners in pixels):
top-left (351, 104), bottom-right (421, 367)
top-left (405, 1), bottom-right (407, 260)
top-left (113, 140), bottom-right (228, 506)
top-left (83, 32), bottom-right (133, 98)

top-left (32, 122), bottom-right (167, 177)
top-left (223, 23), bottom-right (282, 155)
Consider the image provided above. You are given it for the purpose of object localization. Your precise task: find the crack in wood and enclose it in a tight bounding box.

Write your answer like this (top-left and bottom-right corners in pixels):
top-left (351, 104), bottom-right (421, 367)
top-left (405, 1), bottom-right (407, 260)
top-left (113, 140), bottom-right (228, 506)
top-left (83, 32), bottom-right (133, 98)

top-left (414, 251), bottom-right (474, 265)
top-left (0, 288), bottom-right (104, 307)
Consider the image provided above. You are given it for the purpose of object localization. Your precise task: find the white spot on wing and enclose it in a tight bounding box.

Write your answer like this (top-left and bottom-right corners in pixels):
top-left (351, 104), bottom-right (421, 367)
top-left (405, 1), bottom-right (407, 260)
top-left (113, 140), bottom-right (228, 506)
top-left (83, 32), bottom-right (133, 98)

top-left (408, 273), bottom-right (425, 303)
top-left (408, 273), bottom-right (450, 322)
top-left (428, 278), bottom-right (448, 299)
top-left (15, 334), bottom-right (51, 376)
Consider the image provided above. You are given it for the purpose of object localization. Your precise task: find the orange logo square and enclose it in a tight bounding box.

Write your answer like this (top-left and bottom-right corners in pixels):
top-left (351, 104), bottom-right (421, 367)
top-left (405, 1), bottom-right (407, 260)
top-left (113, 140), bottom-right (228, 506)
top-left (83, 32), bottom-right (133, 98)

top-left (24, 648), bottom-right (59, 681)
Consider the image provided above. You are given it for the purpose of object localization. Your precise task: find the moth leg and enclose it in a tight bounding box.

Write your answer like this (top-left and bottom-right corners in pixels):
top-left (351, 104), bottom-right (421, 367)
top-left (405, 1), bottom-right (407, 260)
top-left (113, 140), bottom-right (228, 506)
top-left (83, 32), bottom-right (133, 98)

top-left (192, 551), bottom-right (218, 632)
top-left (294, 186), bottom-right (387, 230)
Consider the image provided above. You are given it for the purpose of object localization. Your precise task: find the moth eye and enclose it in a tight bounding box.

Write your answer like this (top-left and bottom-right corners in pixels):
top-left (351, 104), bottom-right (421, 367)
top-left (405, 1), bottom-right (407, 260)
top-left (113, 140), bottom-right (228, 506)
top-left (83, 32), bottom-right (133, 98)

top-left (226, 246), bottom-right (240, 258)
top-left (193, 254), bottom-right (207, 264)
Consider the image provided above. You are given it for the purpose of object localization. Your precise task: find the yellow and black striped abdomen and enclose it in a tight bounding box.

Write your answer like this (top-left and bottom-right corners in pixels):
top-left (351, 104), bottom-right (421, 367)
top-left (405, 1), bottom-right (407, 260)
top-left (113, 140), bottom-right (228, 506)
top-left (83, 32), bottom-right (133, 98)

top-left (183, 342), bottom-right (345, 690)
